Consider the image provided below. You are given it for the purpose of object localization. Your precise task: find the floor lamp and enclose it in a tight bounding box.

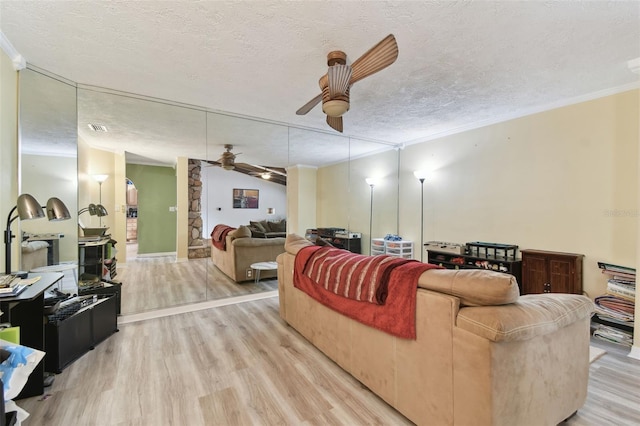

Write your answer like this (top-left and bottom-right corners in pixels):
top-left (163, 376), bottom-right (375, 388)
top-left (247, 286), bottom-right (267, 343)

top-left (93, 174), bottom-right (109, 226)
top-left (414, 171), bottom-right (428, 262)
top-left (365, 178), bottom-right (377, 255)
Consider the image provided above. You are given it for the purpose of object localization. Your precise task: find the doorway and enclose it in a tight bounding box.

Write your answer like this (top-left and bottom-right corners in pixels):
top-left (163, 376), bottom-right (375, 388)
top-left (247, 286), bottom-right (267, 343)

top-left (126, 178), bottom-right (138, 259)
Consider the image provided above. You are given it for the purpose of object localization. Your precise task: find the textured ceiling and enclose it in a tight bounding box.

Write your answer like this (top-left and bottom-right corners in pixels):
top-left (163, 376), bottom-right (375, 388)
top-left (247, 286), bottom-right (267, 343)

top-left (2, 1), bottom-right (639, 167)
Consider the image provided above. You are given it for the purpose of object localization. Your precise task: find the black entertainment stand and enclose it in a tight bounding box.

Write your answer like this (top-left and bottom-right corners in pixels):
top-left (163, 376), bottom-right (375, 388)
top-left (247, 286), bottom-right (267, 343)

top-left (427, 244), bottom-right (522, 286)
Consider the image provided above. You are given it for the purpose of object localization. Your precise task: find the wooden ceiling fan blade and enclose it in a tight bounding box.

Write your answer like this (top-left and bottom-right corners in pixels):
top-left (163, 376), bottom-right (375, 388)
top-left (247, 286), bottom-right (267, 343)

top-left (328, 65), bottom-right (352, 97)
top-left (296, 93), bottom-right (323, 115)
top-left (326, 115), bottom-right (343, 133)
top-left (349, 34), bottom-right (398, 85)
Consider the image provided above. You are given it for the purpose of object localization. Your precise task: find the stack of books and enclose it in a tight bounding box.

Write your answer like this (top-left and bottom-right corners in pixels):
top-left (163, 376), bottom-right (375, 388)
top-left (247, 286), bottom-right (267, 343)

top-left (0, 274), bottom-right (27, 297)
top-left (592, 262), bottom-right (635, 347)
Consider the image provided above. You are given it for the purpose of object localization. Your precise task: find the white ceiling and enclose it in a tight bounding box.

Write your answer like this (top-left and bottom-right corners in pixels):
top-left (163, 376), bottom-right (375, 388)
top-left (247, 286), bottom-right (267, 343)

top-left (2, 1), bottom-right (639, 167)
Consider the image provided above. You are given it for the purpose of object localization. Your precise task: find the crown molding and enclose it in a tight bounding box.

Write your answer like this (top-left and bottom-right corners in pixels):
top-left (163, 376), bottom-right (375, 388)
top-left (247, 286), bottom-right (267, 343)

top-left (403, 80), bottom-right (640, 148)
top-left (0, 31), bottom-right (25, 70)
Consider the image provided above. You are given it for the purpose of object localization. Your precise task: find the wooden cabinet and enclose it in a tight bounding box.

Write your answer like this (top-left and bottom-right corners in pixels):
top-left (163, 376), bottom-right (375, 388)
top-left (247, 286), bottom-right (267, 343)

top-left (521, 249), bottom-right (583, 295)
top-left (126, 218), bottom-right (137, 241)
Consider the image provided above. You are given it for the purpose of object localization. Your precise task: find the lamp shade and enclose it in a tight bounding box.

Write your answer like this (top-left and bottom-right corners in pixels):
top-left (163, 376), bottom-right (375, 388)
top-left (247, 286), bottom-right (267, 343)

top-left (16, 194), bottom-right (45, 220)
top-left (93, 174), bottom-right (109, 183)
top-left (96, 204), bottom-right (108, 217)
top-left (46, 197), bottom-right (71, 221)
top-left (365, 177), bottom-right (377, 187)
top-left (413, 170), bottom-right (428, 181)
top-left (80, 203), bottom-right (108, 217)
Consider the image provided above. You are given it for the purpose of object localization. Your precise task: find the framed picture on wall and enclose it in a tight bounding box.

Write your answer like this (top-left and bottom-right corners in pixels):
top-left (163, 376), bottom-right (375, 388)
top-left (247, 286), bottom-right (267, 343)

top-left (233, 188), bottom-right (259, 209)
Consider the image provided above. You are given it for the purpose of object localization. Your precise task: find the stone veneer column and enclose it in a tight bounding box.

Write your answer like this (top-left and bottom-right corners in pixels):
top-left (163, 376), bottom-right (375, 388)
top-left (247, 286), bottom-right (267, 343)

top-left (188, 159), bottom-right (210, 258)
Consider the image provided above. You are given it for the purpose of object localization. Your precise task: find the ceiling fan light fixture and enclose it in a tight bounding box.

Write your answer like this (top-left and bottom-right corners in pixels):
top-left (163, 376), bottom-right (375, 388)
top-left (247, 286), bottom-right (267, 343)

top-left (322, 99), bottom-right (349, 117)
top-left (222, 164), bottom-right (235, 171)
top-left (261, 172), bottom-right (271, 179)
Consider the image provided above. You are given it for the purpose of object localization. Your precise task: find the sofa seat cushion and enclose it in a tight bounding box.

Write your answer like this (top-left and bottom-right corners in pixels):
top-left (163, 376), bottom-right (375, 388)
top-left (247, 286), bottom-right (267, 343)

top-left (418, 268), bottom-right (520, 306)
top-left (264, 232), bottom-right (286, 238)
top-left (456, 293), bottom-right (594, 342)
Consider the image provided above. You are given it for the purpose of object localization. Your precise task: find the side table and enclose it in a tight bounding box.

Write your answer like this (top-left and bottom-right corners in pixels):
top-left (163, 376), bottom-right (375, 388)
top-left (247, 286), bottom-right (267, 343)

top-left (250, 261), bottom-right (278, 283)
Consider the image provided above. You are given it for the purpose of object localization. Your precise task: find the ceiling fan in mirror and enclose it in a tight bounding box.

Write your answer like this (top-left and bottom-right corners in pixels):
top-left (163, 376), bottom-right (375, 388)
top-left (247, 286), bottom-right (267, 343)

top-left (296, 34), bottom-right (399, 133)
top-left (217, 144), bottom-right (241, 170)
top-left (248, 165), bottom-right (287, 180)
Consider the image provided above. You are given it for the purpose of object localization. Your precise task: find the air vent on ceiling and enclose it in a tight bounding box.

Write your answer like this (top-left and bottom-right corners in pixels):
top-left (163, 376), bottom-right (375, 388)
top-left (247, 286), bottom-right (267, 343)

top-left (88, 123), bottom-right (108, 132)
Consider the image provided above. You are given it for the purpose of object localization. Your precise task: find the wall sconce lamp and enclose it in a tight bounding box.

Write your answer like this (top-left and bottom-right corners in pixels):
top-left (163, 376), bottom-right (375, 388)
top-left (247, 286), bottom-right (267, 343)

top-left (413, 171), bottom-right (428, 261)
top-left (4, 194), bottom-right (71, 274)
top-left (365, 178), bottom-right (378, 255)
top-left (266, 207), bottom-right (275, 215)
top-left (92, 174), bottom-right (108, 225)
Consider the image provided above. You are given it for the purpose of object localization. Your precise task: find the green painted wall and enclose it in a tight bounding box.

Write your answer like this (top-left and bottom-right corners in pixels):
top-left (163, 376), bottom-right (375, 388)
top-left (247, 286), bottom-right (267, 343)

top-left (126, 164), bottom-right (177, 254)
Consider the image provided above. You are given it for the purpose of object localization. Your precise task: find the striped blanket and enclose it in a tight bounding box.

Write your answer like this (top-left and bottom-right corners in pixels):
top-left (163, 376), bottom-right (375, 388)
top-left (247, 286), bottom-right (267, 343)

top-left (302, 246), bottom-right (414, 304)
top-left (211, 224), bottom-right (236, 251)
top-left (294, 246), bottom-right (440, 339)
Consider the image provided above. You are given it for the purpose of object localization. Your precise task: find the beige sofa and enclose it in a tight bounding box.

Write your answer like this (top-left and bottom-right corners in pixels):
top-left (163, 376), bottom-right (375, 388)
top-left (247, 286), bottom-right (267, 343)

top-left (277, 234), bottom-right (594, 426)
top-left (211, 225), bottom-right (285, 282)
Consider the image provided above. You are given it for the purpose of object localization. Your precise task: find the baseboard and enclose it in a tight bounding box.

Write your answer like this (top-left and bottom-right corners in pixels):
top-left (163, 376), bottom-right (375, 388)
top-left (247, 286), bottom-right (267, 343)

top-left (136, 251), bottom-right (176, 258)
top-left (628, 345), bottom-right (640, 360)
top-left (118, 290), bottom-right (278, 324)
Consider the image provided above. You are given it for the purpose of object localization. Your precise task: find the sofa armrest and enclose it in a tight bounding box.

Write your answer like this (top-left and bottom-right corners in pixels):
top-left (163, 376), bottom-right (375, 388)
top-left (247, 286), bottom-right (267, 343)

top-left (456, 293), bottom-right (594, 342)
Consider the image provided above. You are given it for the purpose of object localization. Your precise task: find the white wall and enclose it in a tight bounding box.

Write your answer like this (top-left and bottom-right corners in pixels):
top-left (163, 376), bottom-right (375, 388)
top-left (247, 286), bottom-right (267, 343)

top-left (0, 48), bottom-right (19, 272)
top-left (202, 164), bottom-right (287, 234)
top-left (318, 90), bottom-right (639, 303)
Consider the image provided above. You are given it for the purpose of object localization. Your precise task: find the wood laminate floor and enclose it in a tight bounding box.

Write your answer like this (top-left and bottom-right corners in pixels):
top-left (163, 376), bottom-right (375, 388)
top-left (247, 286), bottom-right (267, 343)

top-left (117, 243), bottom-right (277, 315)
top-left (15, 295), bottom-right (640, 426)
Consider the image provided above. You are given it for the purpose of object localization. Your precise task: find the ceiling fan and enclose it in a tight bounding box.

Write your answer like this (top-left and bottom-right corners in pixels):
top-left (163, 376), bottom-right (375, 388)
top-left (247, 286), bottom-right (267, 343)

top-left (249, 170), bottom-right (273, 180)
top-left (248, 165), bottom-right (286, 180)
top-left (296, 34), bottom-right (399, 133)
top-left (218, 144), bottom-right (240, 170)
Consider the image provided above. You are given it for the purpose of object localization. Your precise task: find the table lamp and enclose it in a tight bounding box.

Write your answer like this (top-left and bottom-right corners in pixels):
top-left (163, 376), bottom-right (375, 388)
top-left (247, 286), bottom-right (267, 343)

top-left (4, 194), bottom-right (71, 274)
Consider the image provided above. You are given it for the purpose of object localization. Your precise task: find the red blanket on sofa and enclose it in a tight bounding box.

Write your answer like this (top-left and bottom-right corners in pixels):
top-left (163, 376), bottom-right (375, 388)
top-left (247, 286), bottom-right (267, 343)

top-left (294, 246), bottom-right (439, 339)
top-left (211, 224), bottom-right (235, 251)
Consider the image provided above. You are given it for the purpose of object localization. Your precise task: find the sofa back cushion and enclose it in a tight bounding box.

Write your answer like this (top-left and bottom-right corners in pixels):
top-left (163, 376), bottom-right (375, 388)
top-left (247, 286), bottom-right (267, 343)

top-left (284, 234), bottom-right (519, 307)
top-left (418, 269), bottom-right (519, 306)
top-left (250, 221), bottom-right (267, 233)
top-left (284, 233), bottom-right (313, 254)
top-left (269, 219), bottom-right (286, 232)
top-left (228, 225), bottom-right (252, 239)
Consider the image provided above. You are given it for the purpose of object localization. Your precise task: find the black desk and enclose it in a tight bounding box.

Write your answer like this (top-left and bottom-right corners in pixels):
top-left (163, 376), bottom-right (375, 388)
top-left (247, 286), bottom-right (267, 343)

top-left (0, 273), bottom-right (62, 399)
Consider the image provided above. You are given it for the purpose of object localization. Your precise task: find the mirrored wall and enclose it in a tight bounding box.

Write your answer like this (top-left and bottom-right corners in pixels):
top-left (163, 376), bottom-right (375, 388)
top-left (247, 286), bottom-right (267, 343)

top-left (19, 68), bottom-right (78, 275)
top-left (18, 65), bottom-right (400, 316)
